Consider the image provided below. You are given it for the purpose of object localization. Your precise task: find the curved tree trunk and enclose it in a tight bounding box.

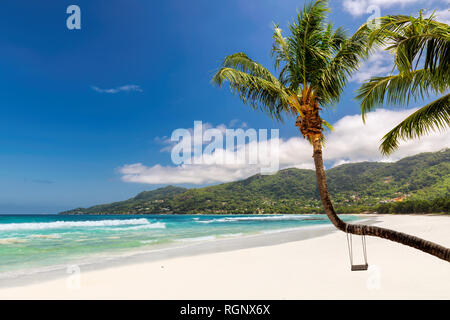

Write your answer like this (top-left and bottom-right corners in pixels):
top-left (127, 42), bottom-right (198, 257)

top-left (311, 137), bottom-right (450, 262)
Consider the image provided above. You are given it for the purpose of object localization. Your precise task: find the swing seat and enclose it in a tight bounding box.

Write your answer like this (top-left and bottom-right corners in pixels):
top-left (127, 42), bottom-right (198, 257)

top-left (351, 264), bottom-right (368, 271)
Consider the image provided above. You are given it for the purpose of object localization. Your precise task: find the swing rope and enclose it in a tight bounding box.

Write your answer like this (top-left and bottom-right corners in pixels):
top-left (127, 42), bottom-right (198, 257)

top-left (345, 224), bottom-right (368, 271)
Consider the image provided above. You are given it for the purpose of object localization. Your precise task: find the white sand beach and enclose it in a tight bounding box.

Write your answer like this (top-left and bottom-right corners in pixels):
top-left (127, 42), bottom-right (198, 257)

top-left (0, 214), bottom-right (448, 299)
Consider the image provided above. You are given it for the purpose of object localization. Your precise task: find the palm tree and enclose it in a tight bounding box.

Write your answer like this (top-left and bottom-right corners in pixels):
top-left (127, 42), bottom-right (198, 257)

top-left (356, 10), bottom-right (450, 155)
top-left (212, 0), bottom-right (450, 261)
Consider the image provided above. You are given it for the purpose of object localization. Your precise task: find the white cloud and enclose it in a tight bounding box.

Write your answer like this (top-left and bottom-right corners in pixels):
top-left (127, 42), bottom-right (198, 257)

top-left (91, 84), bottom-right (143, 94)
top-left (154, 121), bottom-right (247, 152)
top-left (428, 8), bottom-right (450, 24)
top-left (352, 49), bottom-right (394, 83)
top-left (343, 0), bottom-right (450, 18)
top-left (118, 108), bottom-right (450, 185)
top-left (342, 0), bottom-right (420, 17)
top-left (323, 108), bottom-right (450, 163)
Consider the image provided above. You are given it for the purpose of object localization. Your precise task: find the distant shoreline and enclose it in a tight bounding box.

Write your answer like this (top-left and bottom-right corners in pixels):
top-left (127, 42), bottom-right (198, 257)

top-left (58, 211), bottom-right (449, 215)
top-left (59, 150), bottom-right (450, 216)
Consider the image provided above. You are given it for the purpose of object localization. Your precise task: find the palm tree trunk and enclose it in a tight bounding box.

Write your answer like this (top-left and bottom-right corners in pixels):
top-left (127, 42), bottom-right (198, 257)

top-left (311, 137), bottom-right (450, 262)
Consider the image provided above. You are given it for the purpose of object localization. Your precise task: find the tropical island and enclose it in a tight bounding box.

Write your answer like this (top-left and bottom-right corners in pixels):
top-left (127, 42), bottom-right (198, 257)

top-left (61, 149), bottom-right (449, 215)
top-left (0, 0), bottom-right (449, 300)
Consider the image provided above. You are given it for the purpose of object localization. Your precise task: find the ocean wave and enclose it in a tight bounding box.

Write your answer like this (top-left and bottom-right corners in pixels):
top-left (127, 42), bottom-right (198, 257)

top-left (110, 222), bottom-right (166, 231)
top-left (0, 218), bottom-right (152, 231)
top-left (29, 234), bottom-right (61, 239)
top-left (196, 215), bottom-right (312, 224)
top-left (140, 239), bottom-right (157, 244)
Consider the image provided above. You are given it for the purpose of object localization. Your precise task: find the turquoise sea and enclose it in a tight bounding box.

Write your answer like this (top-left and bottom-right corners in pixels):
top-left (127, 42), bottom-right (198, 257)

top-left (0, 214), bottom-right (359, 278)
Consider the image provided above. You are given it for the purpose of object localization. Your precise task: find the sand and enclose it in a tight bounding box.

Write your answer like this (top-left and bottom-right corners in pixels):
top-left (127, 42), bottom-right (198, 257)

top-left (0, 214), bottom-right (448, 299)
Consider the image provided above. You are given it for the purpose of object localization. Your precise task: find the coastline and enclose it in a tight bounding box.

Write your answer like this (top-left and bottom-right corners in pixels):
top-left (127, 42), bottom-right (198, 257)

top-left (0, 216), bottom-right (373, 288)
top-left (0, 214), bottom-right (448, 299)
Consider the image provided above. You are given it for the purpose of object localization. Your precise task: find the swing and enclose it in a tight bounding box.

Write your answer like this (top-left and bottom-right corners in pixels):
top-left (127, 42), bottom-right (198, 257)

top-left (346, 225), bottom-right (368, 271)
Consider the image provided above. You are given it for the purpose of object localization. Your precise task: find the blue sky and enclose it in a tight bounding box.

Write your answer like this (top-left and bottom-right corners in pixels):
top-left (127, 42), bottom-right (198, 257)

top-left (0, 0), bottom-right (448, 213)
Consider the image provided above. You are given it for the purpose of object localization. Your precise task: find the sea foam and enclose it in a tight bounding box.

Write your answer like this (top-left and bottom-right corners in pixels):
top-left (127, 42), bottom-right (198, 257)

top-left (110, 222), bottom-right (166, 231)
top-left (196, 215), bottom-right (311, 224)
top-left (0, 218), bottom-right (152, 231)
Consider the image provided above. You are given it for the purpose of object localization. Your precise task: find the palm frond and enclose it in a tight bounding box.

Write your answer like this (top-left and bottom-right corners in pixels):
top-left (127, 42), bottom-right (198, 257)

top-left (380, 93), bottom-right (450, 154)
top-left (357, 69), bottom-right (447, 121)
top-left (222, 53), bottom-right (281, 84)
top-left (322, 119), bottom-right (334, 132)
top-left (368, 13), bottom-right (450, 78)
top-left (212, 66), bottom-right (293, 120)
top-left (287, 0), bottom-right (332, 88)
top-left (212, 0), bottom-right (371, 138)
top-left (318, 23), bottom-right (371, 106)
top-left (272, 25), bottom-right (292, 70)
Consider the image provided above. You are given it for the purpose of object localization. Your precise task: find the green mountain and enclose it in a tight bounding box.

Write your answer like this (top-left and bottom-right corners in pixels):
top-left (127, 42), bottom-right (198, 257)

top-left (60, 149), bottom-right (450, 215)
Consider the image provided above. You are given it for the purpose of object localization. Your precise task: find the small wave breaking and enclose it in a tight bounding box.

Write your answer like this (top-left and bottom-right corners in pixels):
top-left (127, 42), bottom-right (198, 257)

top-left (110, 222), bottom-right (166, 231)
top-left (0, 218), bottom-right (152, 231)
top-left (196, 215), bottom-right (312, 224)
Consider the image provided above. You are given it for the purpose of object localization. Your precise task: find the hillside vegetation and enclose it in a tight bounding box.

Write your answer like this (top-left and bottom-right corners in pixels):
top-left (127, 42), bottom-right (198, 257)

top-left (61, 149), bottom-right (450, 215)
